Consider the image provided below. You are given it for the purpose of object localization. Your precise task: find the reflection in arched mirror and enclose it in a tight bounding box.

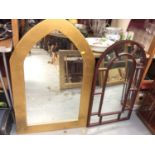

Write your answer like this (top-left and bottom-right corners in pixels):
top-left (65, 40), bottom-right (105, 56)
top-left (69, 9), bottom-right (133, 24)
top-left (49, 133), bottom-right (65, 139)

top-left (90, 54), bottom-right (132, 123)
top-left (88, 40), bottom-right (146, 126)
top-left (24, 30), bottom-right (83, 125)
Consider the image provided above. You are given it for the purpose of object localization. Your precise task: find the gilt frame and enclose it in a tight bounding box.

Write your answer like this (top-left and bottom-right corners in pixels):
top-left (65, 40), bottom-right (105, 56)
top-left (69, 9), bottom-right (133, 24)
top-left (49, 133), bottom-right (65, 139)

top-left (10, 19), bottom-right (95, 134)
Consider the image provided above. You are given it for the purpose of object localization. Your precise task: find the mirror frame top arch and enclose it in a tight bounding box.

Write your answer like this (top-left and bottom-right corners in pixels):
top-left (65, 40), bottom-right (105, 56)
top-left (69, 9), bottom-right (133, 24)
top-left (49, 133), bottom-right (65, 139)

top-left (10, 19), bottom-right (95, 134)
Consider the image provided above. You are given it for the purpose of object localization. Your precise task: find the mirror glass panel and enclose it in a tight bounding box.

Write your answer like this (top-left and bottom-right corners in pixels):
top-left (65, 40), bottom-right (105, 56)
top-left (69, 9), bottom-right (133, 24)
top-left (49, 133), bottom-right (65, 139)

top-left (91, 51), bottom-right (135, 122)
top-left (24, 31), bottom-right (83, 125)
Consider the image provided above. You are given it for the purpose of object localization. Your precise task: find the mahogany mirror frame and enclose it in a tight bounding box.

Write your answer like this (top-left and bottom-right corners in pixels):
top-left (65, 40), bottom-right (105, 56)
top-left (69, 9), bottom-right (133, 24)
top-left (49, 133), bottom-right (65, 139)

top-left (10, 19), bottom-right (95, 134)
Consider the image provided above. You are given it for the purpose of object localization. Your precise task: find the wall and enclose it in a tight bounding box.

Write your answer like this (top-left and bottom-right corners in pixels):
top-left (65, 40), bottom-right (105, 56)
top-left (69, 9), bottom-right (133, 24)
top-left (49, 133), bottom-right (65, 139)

top-left (111, 19), bottom-right (131, 32)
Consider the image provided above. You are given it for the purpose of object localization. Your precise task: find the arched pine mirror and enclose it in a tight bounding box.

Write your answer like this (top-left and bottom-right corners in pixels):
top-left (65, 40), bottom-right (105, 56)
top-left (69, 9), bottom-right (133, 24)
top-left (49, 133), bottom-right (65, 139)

top-left (10, 19), bottom-right (95, 134)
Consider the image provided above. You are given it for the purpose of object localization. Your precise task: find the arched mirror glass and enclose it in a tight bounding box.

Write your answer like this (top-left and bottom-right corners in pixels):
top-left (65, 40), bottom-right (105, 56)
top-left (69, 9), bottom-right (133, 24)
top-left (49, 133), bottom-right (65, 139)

top-left (88, 41), bottom-right (146, 126)
top-left (24, 30), bottom-right (83, 125)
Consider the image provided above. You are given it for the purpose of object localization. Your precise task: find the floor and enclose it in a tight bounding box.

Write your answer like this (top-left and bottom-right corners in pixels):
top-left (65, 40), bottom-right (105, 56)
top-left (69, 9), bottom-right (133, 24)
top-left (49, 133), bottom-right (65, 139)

top-left (11, 112), bottom-right (151, 135)
top-left (11, 48), bottom-right (151, 135)
top-left (24, 49), bottom-right (81, 125)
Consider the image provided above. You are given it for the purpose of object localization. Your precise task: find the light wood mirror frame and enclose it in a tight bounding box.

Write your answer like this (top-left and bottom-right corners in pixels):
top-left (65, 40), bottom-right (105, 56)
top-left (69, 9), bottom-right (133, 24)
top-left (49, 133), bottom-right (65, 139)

top-left (10, 19), bottom-right (95, 134)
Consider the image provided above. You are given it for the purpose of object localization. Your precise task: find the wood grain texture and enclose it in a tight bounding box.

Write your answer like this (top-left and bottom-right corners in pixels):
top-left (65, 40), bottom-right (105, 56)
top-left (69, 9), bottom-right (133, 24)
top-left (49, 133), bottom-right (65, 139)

top-left (0, 38), bottom-right (12, 48)
top-left (59, 50), bottom-right (82, 90)
top-left (11, 19), bottom-right (19, 47)
top-left (10, 19), bottom-right (95, 134)
top-left (141, 36), bottom-right (155, 82)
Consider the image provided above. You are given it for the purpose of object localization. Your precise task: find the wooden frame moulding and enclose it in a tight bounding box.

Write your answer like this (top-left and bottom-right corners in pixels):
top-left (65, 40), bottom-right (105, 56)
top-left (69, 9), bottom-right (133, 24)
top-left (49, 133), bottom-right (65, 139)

top-left (59, 50), bottom-right (83, 90)
top-left (11, 19), bottom-right (19, 47)
top-left (10, 19), bottom-right (95, 134)
top-left (141, 36), bottom-right (155, 82)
